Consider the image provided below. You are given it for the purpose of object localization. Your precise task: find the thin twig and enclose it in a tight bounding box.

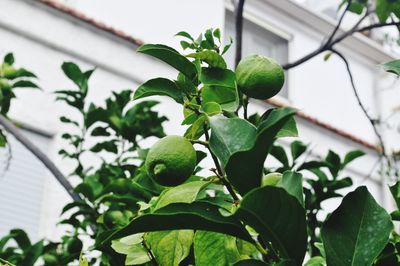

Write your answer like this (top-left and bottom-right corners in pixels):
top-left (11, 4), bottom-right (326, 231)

top-left (324, 0), bottom-right (352, 46)
top-left (331, 49), bottom-right (389, 162)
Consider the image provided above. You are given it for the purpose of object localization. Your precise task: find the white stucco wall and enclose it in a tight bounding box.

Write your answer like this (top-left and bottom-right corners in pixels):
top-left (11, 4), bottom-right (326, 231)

top-left (0, 0), bottom-right (398, 242)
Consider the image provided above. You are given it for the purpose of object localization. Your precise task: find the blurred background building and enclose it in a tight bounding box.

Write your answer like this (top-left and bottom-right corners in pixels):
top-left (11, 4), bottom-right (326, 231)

top-left (0, 0), bottom-right (399, 242)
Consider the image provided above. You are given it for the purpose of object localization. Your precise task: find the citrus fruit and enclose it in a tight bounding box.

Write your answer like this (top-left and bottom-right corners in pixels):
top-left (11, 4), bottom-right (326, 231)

top-left (66, 237), bottom-right (83, 254)
top-left (236, 54), bottom-right (284, 99)
top-left (145, 135), bottom-right (196, 186)
top-left (262, 172), bottom-right (282, 187)
top-left (103, 210), bottom-right (126, 227)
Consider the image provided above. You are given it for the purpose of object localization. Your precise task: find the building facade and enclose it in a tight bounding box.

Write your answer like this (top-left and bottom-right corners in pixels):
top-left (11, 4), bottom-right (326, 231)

top-left (0, 0), bottom-right (399, 242)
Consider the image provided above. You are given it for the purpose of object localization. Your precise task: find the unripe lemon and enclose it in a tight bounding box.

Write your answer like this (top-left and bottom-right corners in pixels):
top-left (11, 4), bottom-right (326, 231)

top-left (145, 135), bottom-right (196, 186)
top-left (262, 172), bottom-right (282, 187)
top-left (236, 54), bottom-right (284, 99)
top-left (66, 238), bottom-right (83, 254)
top-left (103, 210), bottom-right (126, 227)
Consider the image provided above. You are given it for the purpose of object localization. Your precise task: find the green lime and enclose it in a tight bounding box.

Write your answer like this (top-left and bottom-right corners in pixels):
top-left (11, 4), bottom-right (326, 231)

top-left (103, 210), bottom-right (126, 227)
top-left (66, 237), bottom-right (83, 254)
top-left (262, 172), bottom-right (282, 187)
top-left (145, 135), bottom-right (196, 186)
top-left (236, 54), bottom-right (284, 99)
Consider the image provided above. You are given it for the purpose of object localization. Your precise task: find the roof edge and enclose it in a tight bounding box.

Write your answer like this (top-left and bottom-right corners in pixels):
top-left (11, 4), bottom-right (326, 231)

top-left (266, 98), bottom-right (379, 152)
top-left (37, 0), bottom-right (144, 47)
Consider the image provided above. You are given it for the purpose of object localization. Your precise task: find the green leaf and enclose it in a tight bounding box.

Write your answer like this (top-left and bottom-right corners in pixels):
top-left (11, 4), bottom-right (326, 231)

top-left (291, 141), bottom-right (307, 162)
top-left (321, 186), bottom-right (393, 266)
top-left (134, 78), bottom-right (184, 103)
top-left (276, 117), bottom-right (298, 138)
top-left (325, 150), bottom-right (341, 177)
top-left (200, 68), bottom-right (239, 112)
top-left (381, 59), bottom-right (400, 76)
top-left (112, 234), bottom-right (151, 265)
top-left (278, 171), bottom-right (304, 207)
top-left (341, 150), bottom-right (365, 169)
top-left (376, 0), bottom-right (400, 22)
top-left (61, 62), bottom-right (87, 91)
top-left (12, 80), bottom-right (39, 89)
top-left (184, 114), bottom-right (206, 140)
top-left (175, 31), bottom-right (195, 41)
top-left (146, 230), bottom-right (194, 266)
top-left (4, 53), bottom-right (14, 65)
top-left (209, 116), bottom-right (257, 166)
top-left (20, 240), bottom-right (44, 266)
top-left (389, 181), bottom-right (400, 210)
top-left (234, 186), bottom-right (307, 264)
top-left (187, 50), bottom-right (227, 69)
top-left (304, 256), bottom-right (326, 266)
top-left (225, 107), bottom-right (297, 195)
top-left (79, 253), bottom-right (89, 266)
top-left (98, 201), bottom-right (254, 247)
top-left (155, 181), bottom-right (209, 210)
top-left (202, 101), bottom-right (222, 116)
top-left (270, 145), bottom-right (289, 168)
top-left (137, 44), bottom-right (197, 81)
top-left (194, 231), bottom-right (241, 266)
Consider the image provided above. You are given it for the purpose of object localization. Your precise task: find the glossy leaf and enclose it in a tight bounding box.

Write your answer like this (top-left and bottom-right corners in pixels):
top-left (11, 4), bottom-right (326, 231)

top-left (99, 201), bottom-right (254, 246)
top-left (209, 116), bottom-right (257, 166)
top-left (290, 140), bottom-right (307, 161)
top-left (202, 101), bottom-right (222, 116)
top-left (278, 171), bottom-right (304, 207)
top-left (200, 67), bottom-right (238, 112)
top-left (235, 186), bottom-right (307, 264)
top-left (389, 181), bottom-right (400, 210)
top-left (225, 107), bottom-right (297, 195)
top-left (187, 50), bottom-right (227, 69)
top-left (321, 186), bottom-right (393, 266)
top-left (137, 44), bottom-right (197, 81)
top-left (194, 231), bottom-right (241, 266)
top-left (382, 59), bottom-right (400, 76)
top-left (341, 150), bottom-right (365, 169)
top-left (155, 181), bottom-right (209, 210)
top-left (134, 78), bottom-right (184, 103)
top-left (146, 230), bottom-right (193, 266)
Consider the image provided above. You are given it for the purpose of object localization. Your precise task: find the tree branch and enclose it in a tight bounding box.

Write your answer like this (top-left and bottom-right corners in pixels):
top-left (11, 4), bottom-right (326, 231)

top-left (0, 114), bottom-right (82, 202)
top-left (282, 8), bottom-right (399, 70)
top-left (234, 0), bottom-right (246, 67)
top-left (330, 49), bottom-right (388, 160)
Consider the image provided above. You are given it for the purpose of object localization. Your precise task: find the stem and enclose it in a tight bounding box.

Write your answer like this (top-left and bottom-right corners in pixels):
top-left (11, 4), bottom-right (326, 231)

top-left (234, 0), bottom-right (246, 67)
top-left (243, 95), bottom-right (249, 120)
top-left (190, 139), bottom-right (209, 147)
top-left (142, 239), bottom-right (158, 266)
top-left (211, 168), bottom-right (240, 203)
top-left (203, 123), bottom-right (240, 202)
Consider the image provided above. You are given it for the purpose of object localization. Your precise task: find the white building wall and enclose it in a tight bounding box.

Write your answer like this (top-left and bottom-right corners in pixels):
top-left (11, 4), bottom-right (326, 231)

top-left (0, 0), bottom-right (398, 241)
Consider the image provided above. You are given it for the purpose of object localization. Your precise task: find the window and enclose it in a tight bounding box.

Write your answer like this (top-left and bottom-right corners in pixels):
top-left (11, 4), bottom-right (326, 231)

top-left (224, 10), bottom-right (289, 98)
top-left (0, 129), bottom-right (51, 241)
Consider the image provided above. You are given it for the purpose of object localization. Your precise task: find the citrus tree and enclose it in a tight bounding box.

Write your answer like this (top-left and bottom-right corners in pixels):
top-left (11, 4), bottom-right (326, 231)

top-left (1, 3), bottom-right (400, 264)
